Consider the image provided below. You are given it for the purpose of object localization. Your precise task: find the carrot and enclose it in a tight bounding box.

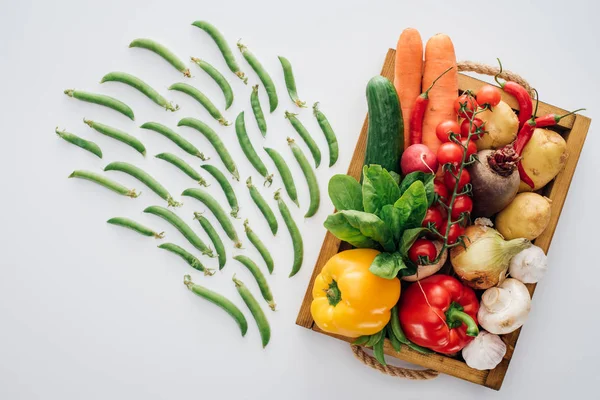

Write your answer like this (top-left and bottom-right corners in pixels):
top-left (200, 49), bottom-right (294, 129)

top-left (394, 28), bottom-right (423, 151)
top-left (421, 34), bottom-right (458, 155)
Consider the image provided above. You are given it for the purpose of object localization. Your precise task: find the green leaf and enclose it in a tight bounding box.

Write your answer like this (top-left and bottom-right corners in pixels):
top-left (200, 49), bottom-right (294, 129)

top-left (352, 335), bottom-right (370, 346)
top-left (324, 210), bottom-right (394, 251)
top-left (399, 172), bottom-right (436, 207)
top-left (362, 165), bottom-right (401, 216)
top-left (394, 181), bottom-right (428, 230)
top-left (399, 227), bottom-right (429, 257)
top-left (380, 205), bottom-right (402, 244)
top-left (389, 171), bottom-right (401, 185)
top-left (328, 174), bottom-right (363, 211)
top-left (369, 252), bottom-right (407, 279)
top-left (373, 335), bottom-right (387, 366)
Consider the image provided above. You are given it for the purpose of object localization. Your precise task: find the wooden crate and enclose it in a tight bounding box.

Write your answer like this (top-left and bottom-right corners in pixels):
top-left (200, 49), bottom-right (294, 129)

top-left (296, 48), bottom-right (591, 390)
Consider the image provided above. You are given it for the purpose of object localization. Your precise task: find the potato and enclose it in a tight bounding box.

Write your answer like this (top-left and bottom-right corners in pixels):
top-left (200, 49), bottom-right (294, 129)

top-left (495, 193), bottom-right (551, 240)
top-left (518, 128), bottom-right (568, 192)
top-left (475, 101), bottom-right (519, 150)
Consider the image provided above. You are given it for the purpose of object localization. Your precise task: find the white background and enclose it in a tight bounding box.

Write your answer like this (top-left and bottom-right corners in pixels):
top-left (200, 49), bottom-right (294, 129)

top-left (1, 0), bottom-right (599, 399)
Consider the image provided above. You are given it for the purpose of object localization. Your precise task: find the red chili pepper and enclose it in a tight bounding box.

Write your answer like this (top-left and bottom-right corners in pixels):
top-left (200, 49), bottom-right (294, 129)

top-left (409, 67), bottom-right (453, 145)
top-left (514, 118), bottom-right (537, 189)
top-left (513, 118), bottom-right (537, 188)
top-left (518, 162), bottom-right (535, 188)
top-left (398, 275), bottom-right (479, 354)
top-left (495, 59), bottom-right (532, 130)
top-left (513, 118), bottom-right (537, 155)
top-left (535, 108), bottom-right (585, 128)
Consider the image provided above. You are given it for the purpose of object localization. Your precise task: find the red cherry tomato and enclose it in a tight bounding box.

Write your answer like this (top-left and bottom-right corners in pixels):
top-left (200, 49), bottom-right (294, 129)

top-left (435, 120), bottom-right (461, 143)
top-left (476, 85), bottom-right (501, 107)
top-left (462, 139), bottom-right (478, 160)
top-left (422, 207), bottom-right (444, 232)
top-left (433, 179), bottom-right (449, 204)
top-left (454, 94), bottom-right (479, 118)
top-left (444, 167), bottom-right (471, 191)
top-left (451, 195), bottom-right (473, 219)
top-left (437, 142), bottom-right (463, 165)
top-left (441, 221), bottom-right (465, 244)
top-left (408, 239), bottom-right (437, 265)
top-left (460, 118), bottom-right (485, 140)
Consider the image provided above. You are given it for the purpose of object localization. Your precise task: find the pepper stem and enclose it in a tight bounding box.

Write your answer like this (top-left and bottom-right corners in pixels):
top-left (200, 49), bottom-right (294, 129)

top-left (445, 302), bottom-right (479, 337)
top-left (422, 66), bottom-right (453, 97)
top-left (556, 108), bottom-right (586, 122)
top-left (325, 280), bottom-right (342, 307)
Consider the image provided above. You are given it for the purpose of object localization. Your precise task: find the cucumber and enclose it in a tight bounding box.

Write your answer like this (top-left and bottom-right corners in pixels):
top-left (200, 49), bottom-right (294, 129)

top-left (363, 76), bottom-right (403, 176)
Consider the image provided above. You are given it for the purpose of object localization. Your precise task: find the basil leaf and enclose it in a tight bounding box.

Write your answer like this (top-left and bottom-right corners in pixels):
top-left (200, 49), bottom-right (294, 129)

top-left (380, 205), bottom-right (402, 244)
top-left (399, 172), bottom-right (436, 206)
top-left (362, 165), bottom-right (401, 216)
top-left (328, 174), bottom-right (363, 211)
top-left (369, 252), bottom-right (407, 279)
top-left (394, 181), bottom-right (428, 230)
top-left (398, 259), bottom-right (418, 278)
top-left (389, 171), bottom-right (401, 185)
top-left (324, 210), bottom-right (394, 251)
top-left (399, 227), bottom-right (429, 257)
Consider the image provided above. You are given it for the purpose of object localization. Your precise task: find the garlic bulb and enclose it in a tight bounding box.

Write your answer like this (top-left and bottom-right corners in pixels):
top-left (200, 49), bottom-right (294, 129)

top-left (478, 278), bottom-right (531, 335)
top-left (462, 331), bottom-right (507, 370)
top-left (509, 245), bottom-right (548, 283)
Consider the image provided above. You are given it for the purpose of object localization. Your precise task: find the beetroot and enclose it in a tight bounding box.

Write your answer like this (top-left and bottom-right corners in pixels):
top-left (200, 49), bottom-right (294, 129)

top-left (401, 144), bottom-right (438, 175)
top-left (468, 146), bottom-right (520, 217)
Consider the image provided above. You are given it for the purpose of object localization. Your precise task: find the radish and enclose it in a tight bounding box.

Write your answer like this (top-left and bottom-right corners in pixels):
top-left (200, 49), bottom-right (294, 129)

top-left (401, 144), bottom-right (438, 175)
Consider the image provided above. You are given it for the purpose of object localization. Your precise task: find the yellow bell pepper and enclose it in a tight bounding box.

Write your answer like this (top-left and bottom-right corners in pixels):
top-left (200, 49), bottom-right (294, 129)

top-left (311, 248), bottom-right (401, 338)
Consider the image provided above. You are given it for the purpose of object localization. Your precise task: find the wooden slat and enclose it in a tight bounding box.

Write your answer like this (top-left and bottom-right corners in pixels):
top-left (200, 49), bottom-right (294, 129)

top-left (296, 48), bottom-right (591, 391)
top-left (313, 326), bottom-right (488, 385)
top-left (533, 114), bottom-right (591, 250)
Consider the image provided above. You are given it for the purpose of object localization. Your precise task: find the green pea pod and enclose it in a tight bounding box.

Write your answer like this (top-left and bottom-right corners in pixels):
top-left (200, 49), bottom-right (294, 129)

top-left (169, 82), bottom-right (230, 126)
top-left (233, 276), bottom-right (271, 348)
top-left (56, 127), bottom-right (103, 158)
top-left (191, 21), bottom-right (247, 84)
top-left (390, 305), bottom-right (409, 344)
top-left (184, 275), bottom-right (248, 336)
top-left (101, 71), bottom-right (178, 112)
top-left (352, 335), bottom-right (370, 346)
top-left (129, 38), bottom-right (191, 77)
top-left (237, 40), bottom-right (278, 112)
top-left (407, 342), bottom-right (434, 354)
top-left (191, 57), bottom-right (234, 109)
top-left (373, 335), bottom-right (387, 366)
top-left (364, 329), bottom-right (384, 348)
top-left (386, 324), bottom-right (402, 353)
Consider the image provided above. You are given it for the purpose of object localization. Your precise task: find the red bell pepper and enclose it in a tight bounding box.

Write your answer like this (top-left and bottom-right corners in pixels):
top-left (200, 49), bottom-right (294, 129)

top-left (398, 275), bottom-right (479, 354)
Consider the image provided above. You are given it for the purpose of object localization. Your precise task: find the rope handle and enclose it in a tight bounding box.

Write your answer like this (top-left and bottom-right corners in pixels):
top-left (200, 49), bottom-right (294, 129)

top-left (457, 60), bottom-right (534, 97)
top-left (350, 345), bottom-right (439, 380)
